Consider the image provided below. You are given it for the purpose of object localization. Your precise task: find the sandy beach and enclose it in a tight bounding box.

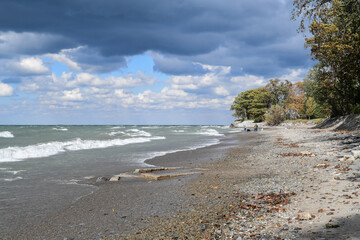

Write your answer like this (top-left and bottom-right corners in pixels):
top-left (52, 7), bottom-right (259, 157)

top-left (3, 125), bottom-right (360, 239)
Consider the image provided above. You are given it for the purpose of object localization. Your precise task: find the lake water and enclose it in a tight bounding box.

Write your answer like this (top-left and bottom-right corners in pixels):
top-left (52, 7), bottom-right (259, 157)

top-left (0, 125), bottom-right (241, 235)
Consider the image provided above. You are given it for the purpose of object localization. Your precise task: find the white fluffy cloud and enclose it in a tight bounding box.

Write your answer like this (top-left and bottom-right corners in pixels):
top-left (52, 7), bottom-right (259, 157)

top-left (279, 68), bottom-right (308, 83)
top-left (0, 82), bottom-right (14, 96)
top-left (113, 88), bottom-right (230, 110)
top-left (19, 71), bottom-right (157, 93)
top-left (9, 57), bottom-right (50, 75)
top-left (14, 59), bottom-right (306, 113)
top-left (170, 64), bottom-right (231, 91)
top-left (231, 74), bottom-right (267, 87)
top-left (213, 86), bottom-right (230, 96)
top-left (61, 88), bottom-right (83, 101)
top-left (17, 61), bottom-right (286, 111)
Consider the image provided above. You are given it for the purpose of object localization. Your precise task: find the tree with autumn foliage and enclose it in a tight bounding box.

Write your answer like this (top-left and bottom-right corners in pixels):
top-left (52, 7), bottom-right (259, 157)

top-left (285, 81), bottom-right (306, 119)
top-left (293, 0), bottom-right (360, 116)
top-left (265, 79), bottom-right (292, 106)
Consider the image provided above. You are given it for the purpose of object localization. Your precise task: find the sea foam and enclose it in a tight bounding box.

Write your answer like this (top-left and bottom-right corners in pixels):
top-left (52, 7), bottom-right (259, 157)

top-left (0, 136), bottom-right (165, 162)
top-left (108, 131), bottom-right (125, 136)
top-left (195, 129), bottom-right (224, 137)
top-left (52, 127), bottom-right (68, 131)
top-left (126, 129), bottom-right (152, 137)
top-left (0, 131), bottom-right (14, 138)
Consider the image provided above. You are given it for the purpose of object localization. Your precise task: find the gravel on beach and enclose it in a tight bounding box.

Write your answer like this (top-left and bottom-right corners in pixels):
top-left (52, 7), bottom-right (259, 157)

top-left (130, 126), bottom-right (360, 239)
top-left (3, 126), bottom-right (360, 239)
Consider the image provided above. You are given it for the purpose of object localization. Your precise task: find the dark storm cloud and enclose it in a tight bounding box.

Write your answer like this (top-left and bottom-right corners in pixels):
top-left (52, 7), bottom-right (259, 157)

top-left (0, 0), bottom-right (309, 76)
top-left (152, 54), bottom-right (209, 76)
top-left (51, 46), bottom-right (127, 73)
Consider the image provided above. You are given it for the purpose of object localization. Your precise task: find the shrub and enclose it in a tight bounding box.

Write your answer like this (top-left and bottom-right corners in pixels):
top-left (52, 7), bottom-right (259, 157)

top-left (353, 104), bottom-right (360, 114)
top-left (265, 105), bottom-right (285, 126)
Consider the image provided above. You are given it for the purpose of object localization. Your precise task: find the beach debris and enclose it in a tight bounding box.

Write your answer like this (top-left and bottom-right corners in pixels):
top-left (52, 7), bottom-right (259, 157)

top-left (96, 176), bottom-right (109, 182)
top-left (140, 172), bottom-right (200, 181)
top-left (109, 176), bottom-right (121, 182)
top-left (283, 143), bottom-right (299, 148)
top-left (134, 167), bottom-right (182, 173)
top-left (337, 166), bottom-right (352, 172)
top-left (352, 150), bottom-right (360, 159)
top-left (325, 223), bottom-right (340, 228)
top-left (118, 173), bottom-right (139, 178)
top-left (254, 191), bottom-right (296, 205)
top-left (296, 212), bottom-right (315, 220)
top-left (280, 152), bottom-right (316, 157)
top-left (314, 163), bottom-right (330, 168)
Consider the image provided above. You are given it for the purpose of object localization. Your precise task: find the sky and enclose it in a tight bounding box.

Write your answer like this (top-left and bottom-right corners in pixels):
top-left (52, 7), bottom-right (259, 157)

top-left (0, 0), bottom-right (313, 125)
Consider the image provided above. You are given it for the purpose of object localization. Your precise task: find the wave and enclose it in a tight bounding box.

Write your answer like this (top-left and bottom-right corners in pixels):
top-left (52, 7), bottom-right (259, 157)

top-left (194, 129), bottom-right (224, 137)
top-left (6, 170), bottom-right (26, 175)
top-left (0, 136), bottom-right (165, 163)
top-left (108, 131), bottom-right (125, 136)
top-left (141, 126), bottom-right (161, 129)
top-left (126, 129), bottom-right (152, 137)
top-left (110, 126), bottom-right (125, 129)
top-left (53, 127), bottom-right (68, 131)
top-left (142, 139), bottom-right (220, 162)
top-left (0, 131), bottom-right (14, 138)
top-left (3, 177), bottom-right (23, 182)
top-left (172, 130), bottom-right (185, 133)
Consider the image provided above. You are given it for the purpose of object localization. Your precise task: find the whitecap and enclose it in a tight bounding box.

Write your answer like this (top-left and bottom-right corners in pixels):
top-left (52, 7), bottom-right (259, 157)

top-left (172, 130), bottom-right (185, 133)
top-left (108, 131), bottom-right (125, 136)
top-left (141, 126), bottom-right (161, 129)
top-left (0, 136), bottom-right (165, 162)
top-left (50, 179), bottom-right (80, 185)
top-left (110, 126), bottom-right (125, 129)
top-left (3, 176), bottom-right (23, 182)
top-left (0, 131), bottom-right (14, 138)
top-left (7, 170), bottom-right (26, 175)
top-left (52, 127), bottom-right (68, 131)
top-left (194, 129), bottom-right (224, 137)
top-left (125, 129), bottom-right (152, 137)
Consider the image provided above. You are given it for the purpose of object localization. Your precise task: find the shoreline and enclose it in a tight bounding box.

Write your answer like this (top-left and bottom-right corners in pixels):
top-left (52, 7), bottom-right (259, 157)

top-left (3, 126), bottom-right (360, 239)
top-left (2, 131), bottom-right (253, 239)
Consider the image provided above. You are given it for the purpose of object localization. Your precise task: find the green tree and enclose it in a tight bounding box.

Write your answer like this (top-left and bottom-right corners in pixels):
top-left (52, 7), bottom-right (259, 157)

top-left (303, 63), bottom-right (331, 117)
top-left (305, 97), bottom-right (317, 119)
top-left (266, 79), bottom-right (291, 106)
top-left (230, 87), bottom-right (271, 122)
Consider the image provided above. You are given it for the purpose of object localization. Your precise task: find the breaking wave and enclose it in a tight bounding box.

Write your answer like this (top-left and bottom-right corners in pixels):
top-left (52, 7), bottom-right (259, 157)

top-left (52, 127), bottom-right (68, 131)
top-left (194, 129), bottom-right (224, 137)
top-left (125, 129), bottom-right (152, 137)
top-left (0, 131), bottom-right (14, 138)
top-left (0, 136), bottom-right (165, 163)
top-left (108, 131), bottom-right (125, 136)
top-left (172, 130), bottom-right (185, 133)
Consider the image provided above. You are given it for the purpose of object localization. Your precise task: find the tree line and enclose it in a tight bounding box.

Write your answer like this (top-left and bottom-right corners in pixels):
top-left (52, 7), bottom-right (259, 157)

top-left (231, 0), bottom-right (360, 124)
